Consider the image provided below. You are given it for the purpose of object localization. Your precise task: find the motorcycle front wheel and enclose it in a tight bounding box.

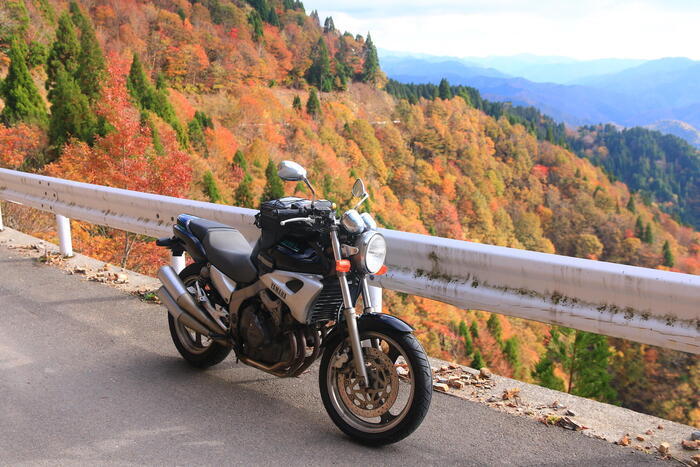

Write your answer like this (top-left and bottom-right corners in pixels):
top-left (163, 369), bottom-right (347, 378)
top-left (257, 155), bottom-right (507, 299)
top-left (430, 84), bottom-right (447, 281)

top-left (319, 328), bottom-right (432, 445)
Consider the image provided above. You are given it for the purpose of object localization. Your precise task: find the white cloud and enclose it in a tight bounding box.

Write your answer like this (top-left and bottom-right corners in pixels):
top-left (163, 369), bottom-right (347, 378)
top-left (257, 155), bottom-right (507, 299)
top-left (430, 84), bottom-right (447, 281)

top-left (304, 1), bottom-right (700, 59)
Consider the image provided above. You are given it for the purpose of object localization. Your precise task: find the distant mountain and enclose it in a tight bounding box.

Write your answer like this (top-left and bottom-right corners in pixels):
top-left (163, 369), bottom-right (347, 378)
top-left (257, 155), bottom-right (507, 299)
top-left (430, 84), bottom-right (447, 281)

top-left (647, 120), bottom-right (700, 148)
top-left (379, 55), bottom-right (508, 83)
top-left (461, 76), bottom-right (640, 126)
top-left (463, 54), bottom-right (646, 84)
top-left (572, 58), bottom-right (700, 113)
top-left (380, 53), bottom-right (700, 145)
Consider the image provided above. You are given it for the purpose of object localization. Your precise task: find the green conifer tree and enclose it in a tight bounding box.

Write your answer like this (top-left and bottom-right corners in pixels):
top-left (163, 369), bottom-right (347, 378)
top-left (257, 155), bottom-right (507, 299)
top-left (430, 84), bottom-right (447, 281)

top-left (306, 88), bottom-right (321, 117)
top-left (469, 320), bottom-right (479, 339)
top-left (47, 67), bottom-right (96, 150)
top-left (188, 117), bottom-right (208, 156)
top-left (487, 314), bottom-right (502, 344)
top-left (248, 11), bottom-right (264, 42)
top-left (626, 196), bottom-right (636, 213)
top-left (70, 2), bottom-right (106, 102)
top-left (438, 78), bottom-right (452, 100)
top-left (233, 149), bottom-right (248, 170)
top-left (642, 223), bottom-right (653, 244)
top-left (202, 171), bottom-right (221, 202)
top-left (635, 216), bottom-right (645, 239)
top-left (531, 356), bottom-right (565, 391)
top-left (458, 320), bottom-right (468, 338)
top-left (544, 327), bottom-right (617, 403)
top-left (662, 240), bottom-right (674, 267)
top-left (26, 41), bottom-right (48, 69)
top-left (46, 12), bottom-right (80, 91)
top-left (0, 35), bottom-right (48, 126)
top-left (463, 329), bottom-right (474, 357)
top-left (127, 54), bottom-right (187, 146)
top-left (235, 173), bottom-right (254, 208)
top-left (362, 32), bottom-right (380, 84)
top-left (306, 37), bottom-right (331, 91)
top-left (503, 337), bottom-right (520, 370)
top-left (193, 110), bottom-right (213, 129)
top-left (471, 350), bottom-right (485, 370)
top-left (292, 95), bottom-right (302, 112)
top-left (127, 54), bottom-right (155, 108)
top-left (261, 159), bottom-right (284, 202)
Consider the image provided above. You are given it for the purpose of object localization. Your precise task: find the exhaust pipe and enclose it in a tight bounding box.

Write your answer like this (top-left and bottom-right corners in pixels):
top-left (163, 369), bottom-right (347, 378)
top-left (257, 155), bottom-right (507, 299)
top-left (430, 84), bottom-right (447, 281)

top-left (156, 287), bottom-right (212, 336)
top-left (157, 266), bottom-right (227, 336)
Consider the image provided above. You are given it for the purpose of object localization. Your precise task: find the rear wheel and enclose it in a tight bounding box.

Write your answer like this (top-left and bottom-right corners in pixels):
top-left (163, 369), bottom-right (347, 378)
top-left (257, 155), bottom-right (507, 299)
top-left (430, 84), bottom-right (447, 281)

top-left (319, 327), bottom-right (432, 445)
top-left (168, 263), bottom-right (231, 368)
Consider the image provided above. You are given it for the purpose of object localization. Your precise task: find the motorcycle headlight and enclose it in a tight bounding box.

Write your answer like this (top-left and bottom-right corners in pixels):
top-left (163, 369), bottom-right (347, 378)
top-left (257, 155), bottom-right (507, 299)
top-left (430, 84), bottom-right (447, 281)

top-left (341, 209), bottom-right (366, 234)
top-left (355, 231), bottom-right (386, 274)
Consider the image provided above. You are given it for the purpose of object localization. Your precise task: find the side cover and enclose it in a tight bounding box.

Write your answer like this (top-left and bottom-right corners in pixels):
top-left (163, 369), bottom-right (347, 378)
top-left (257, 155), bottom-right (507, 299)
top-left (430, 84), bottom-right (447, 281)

top-left (260, 270), bottom-right (324, 323)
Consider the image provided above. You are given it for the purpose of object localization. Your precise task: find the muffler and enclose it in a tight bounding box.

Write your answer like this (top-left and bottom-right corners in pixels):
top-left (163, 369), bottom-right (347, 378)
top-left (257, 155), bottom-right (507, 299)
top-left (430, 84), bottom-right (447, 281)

top-left (157, 266), bottom-right (227, 337)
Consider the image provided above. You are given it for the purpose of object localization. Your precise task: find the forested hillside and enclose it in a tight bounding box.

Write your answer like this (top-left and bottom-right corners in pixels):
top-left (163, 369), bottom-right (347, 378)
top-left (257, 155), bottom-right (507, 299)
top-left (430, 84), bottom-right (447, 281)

top-left (569, 124), bottom-right (700, 229)
top-left (0, 0), bottom-right (697, 426)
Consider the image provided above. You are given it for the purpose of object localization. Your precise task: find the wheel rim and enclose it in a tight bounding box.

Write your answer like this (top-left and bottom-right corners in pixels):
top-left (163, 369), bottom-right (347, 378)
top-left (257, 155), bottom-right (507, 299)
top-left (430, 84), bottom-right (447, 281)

top-left (173, 275), bottom-right (214, 355)
top-left (327, 331), bottom-right (415, 434)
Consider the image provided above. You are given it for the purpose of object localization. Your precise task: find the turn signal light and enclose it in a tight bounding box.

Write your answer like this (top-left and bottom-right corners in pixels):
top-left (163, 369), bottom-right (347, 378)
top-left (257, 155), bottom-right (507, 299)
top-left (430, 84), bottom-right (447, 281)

top-left (335, 259), bottom-right (351, 272)
top-left (375, 265), bottom-right (388, 275)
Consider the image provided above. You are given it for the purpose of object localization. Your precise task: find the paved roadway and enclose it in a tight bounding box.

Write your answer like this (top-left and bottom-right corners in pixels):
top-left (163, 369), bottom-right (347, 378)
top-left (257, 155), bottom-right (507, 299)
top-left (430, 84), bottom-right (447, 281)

top-left (0, 245), bottom-right (663, 466)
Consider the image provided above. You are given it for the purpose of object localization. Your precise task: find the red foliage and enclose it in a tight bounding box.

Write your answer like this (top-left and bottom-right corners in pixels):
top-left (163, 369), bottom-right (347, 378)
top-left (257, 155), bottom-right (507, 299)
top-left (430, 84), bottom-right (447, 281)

top-left (47, 58), bottom-right (191, 198)
top-left (532, 164), bottom-right (549, 179)
top-left (0, 124), bottom-right (45, 169)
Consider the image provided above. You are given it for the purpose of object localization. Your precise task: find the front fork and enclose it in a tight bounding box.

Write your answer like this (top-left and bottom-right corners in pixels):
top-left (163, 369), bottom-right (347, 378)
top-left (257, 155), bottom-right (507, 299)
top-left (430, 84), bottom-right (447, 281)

top-left (330, 227), bottom-right (370, 386)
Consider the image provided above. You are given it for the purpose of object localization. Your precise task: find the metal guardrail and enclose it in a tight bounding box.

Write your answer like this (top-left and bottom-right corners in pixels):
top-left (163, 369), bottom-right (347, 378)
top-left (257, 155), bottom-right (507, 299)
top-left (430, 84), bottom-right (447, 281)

top-left (1, 168), bottom-right (698, 354)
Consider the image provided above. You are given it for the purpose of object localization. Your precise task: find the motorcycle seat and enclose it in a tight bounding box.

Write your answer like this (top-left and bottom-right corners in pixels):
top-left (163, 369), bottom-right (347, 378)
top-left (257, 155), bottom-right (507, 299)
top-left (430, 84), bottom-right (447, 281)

top-left (187, 218), bottom-right (258, 284)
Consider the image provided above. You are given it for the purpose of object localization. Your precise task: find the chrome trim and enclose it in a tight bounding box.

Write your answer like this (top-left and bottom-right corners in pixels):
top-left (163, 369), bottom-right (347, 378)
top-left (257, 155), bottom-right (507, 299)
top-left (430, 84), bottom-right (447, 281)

top-left (157, 266), bottom-right (226, 335)
top-left (341, 209), bottom-right (365, 234)
top-left (360, 212), bottom-right (377, 230)
top-left (353, 231), bottom-right (386, 274)
top-left (331, 228), bottom-right (369, 386)
top-left (361, 276), bottom-right (374, 313)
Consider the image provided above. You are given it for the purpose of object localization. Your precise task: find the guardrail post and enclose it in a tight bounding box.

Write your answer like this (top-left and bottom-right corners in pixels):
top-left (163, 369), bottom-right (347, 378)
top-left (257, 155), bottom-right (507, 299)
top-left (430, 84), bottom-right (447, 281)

top-left (0, 201), bottom-right (4, 231)
top-left (56, 214), bottom-right (73, 257)
top-left (369, 285), bottom-right (383, 313)
top-left (171, 253), bottom-right (186, 273)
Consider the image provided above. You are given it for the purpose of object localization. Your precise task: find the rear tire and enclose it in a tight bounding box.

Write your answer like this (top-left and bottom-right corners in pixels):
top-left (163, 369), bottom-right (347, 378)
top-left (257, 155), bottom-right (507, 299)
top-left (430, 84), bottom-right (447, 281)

top-left (168, 263), bottom-right (231, 368)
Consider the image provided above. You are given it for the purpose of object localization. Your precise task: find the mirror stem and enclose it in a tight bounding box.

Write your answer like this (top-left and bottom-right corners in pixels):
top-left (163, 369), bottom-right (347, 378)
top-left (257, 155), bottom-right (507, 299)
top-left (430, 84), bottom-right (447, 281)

top-left (304, 177), bottom-right (317, 208)
top-left (353, 193), bottom-right (368, 210)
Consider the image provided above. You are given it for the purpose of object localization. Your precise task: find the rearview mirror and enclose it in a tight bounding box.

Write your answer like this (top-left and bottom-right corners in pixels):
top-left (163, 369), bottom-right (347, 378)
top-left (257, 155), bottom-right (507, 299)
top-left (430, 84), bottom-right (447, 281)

top-left (352, 178), bottom-right (366, 198)
top-left (278, 160), bottom-right (307, 182)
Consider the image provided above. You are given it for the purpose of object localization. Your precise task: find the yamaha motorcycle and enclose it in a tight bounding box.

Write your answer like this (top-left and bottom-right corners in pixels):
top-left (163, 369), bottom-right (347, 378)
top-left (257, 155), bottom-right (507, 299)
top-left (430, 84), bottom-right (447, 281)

top-left (155, 161), bottom-right (432, 445)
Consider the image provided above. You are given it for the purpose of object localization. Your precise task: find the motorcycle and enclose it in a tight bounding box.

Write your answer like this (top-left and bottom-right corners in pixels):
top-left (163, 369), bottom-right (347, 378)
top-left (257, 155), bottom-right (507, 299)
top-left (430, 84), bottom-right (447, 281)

top-left (155, 160), bottom-right (432, 445)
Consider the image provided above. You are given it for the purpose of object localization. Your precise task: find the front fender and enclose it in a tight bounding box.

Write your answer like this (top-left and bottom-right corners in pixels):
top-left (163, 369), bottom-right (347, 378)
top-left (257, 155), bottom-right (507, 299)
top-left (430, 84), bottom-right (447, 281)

top-left (322, 312), bottom-right (414, 348)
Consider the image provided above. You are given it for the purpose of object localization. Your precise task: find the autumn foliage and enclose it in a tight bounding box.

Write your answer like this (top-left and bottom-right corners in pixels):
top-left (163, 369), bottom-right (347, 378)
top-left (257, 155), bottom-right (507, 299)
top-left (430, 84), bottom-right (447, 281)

top-left (0, 0), bottom-right (697, 427)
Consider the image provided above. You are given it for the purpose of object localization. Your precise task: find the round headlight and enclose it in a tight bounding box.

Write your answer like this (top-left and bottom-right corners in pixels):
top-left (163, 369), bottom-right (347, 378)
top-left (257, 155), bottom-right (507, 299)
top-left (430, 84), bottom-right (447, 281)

top-left (355, 231), bottom-right (386, 274)
top-left (341, 209), bottom-right (366, 234)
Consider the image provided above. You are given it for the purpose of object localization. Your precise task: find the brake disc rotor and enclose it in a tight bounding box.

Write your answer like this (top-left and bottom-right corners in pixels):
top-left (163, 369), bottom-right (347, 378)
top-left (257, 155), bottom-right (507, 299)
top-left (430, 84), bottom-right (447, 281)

top-left (337, 347), bottom-right (399, 418)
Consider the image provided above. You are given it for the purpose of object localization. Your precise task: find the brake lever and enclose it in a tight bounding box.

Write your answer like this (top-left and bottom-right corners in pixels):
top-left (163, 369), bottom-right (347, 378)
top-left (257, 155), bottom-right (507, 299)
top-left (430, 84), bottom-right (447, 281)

top-left (280, 217), bottom-right (314, 226)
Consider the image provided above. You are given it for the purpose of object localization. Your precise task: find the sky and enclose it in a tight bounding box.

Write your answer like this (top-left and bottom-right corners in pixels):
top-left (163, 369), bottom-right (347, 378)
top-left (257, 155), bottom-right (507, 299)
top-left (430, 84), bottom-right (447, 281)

top-left (302, 0), bottom-right (700, 60)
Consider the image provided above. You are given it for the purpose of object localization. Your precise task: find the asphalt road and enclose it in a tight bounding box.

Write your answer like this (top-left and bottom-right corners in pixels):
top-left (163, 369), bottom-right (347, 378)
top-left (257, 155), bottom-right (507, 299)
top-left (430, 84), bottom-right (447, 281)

top-left (0, 245), bottom-right (664, 466)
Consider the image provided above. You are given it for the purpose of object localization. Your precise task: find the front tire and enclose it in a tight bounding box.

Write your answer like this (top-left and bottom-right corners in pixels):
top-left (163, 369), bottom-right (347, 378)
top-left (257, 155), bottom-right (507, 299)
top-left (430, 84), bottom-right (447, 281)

top-left (319, 327), bottom-right (432, 445)
top-left (168, 263), bottom-right (231, 368)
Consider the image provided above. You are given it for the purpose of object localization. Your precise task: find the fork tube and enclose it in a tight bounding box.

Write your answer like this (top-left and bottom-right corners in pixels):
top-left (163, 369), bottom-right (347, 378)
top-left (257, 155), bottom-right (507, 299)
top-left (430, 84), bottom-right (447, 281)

top-left (361, 276), bottom-right (374, 313)
top-left (330, 227), bottom-right (369, 386)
